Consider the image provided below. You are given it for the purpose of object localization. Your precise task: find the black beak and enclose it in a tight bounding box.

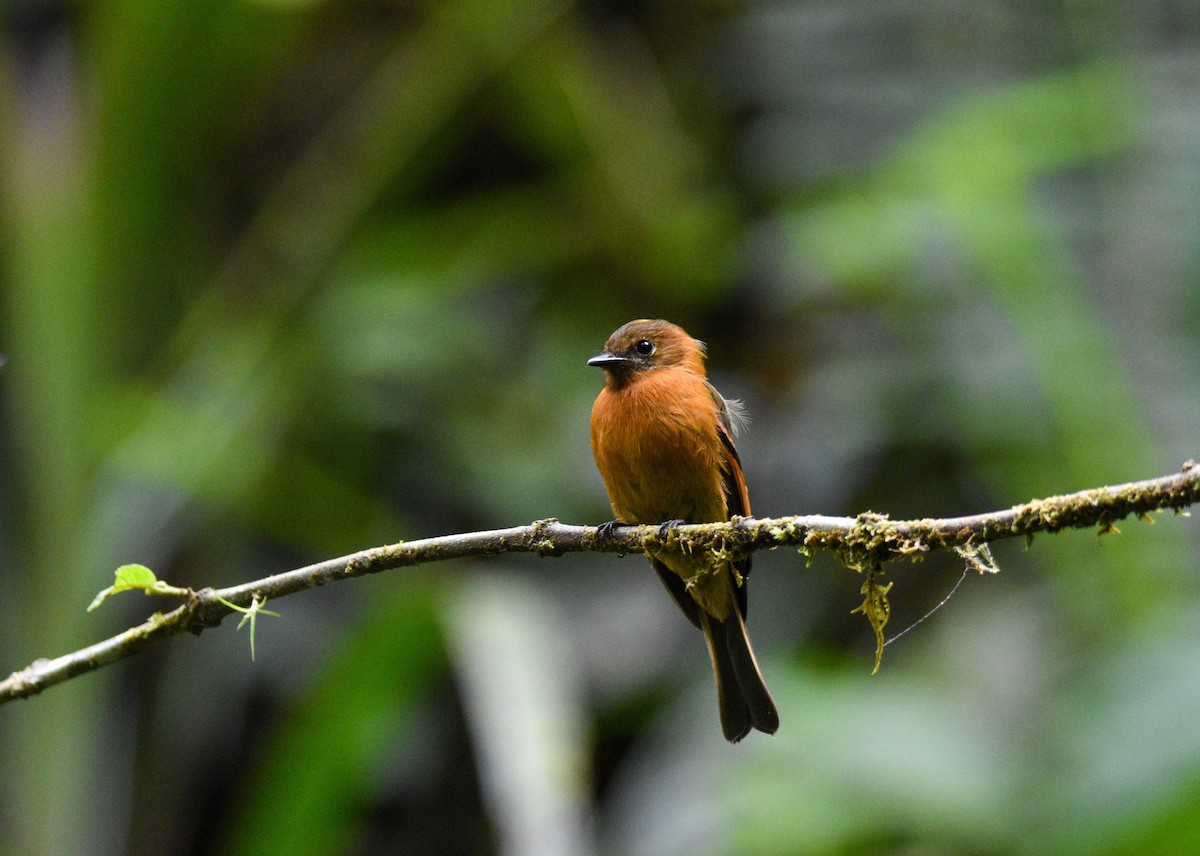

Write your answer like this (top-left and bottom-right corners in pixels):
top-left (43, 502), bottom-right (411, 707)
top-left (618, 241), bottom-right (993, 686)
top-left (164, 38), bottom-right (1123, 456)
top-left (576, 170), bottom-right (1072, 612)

top-left (587, 353), bottom-right (632, 369)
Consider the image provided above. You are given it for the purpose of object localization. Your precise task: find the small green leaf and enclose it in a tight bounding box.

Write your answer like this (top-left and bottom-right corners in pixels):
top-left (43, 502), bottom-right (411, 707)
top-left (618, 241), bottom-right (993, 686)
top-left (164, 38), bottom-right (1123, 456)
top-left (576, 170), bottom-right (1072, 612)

top-left (114, 563), bottom-right (158, 589)
top-left (88, 564), bottom-right (190, 612)
top-left (88, 564), bottom-right (159, 612)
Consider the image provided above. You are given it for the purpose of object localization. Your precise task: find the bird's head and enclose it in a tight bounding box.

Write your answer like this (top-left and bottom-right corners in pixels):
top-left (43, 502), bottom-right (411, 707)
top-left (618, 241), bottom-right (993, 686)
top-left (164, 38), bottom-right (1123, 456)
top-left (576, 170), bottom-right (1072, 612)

top-left (587, 319), bottom-right (706, 387)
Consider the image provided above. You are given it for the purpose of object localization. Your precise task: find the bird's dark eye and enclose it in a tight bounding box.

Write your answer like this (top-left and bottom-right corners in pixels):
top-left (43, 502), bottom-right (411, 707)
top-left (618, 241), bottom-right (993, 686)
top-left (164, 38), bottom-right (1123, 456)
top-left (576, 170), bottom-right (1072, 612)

top-left (634, 339), bottom-right (654, 356)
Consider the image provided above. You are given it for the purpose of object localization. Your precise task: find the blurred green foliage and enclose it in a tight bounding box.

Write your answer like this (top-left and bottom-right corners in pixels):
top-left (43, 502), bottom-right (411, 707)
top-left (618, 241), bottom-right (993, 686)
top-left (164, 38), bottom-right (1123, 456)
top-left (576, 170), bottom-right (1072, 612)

top-left (1, 1), bottom-right (1199, 855)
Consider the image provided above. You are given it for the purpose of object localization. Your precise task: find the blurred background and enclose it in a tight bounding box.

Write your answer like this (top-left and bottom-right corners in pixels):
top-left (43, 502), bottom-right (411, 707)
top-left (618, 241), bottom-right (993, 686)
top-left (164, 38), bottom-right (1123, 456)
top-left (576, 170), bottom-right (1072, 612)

top-left (2, 0), bottom-right (1199, 854)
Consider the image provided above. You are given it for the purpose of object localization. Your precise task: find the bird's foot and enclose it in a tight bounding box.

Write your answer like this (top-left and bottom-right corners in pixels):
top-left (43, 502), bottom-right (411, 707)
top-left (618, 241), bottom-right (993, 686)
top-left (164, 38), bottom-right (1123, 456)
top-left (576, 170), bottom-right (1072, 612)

top-left (657, 519), bottom-right (687, 539)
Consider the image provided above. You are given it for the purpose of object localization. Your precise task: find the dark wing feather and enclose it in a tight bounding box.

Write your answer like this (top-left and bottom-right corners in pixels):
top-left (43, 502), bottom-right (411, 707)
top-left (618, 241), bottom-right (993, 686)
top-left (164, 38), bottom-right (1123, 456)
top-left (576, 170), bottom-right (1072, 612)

top-left (651, 558), bottom-right (703, 629)
top-left (707, 382), bottom-right (752, 619)
top-left (707, 381), bottom-right (751, 519)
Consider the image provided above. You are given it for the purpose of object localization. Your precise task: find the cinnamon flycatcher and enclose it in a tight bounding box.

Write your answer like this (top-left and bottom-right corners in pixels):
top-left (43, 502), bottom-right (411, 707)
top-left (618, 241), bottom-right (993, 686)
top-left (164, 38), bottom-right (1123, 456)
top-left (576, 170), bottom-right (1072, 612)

top-left (588, 319), bottom-right (779, 742)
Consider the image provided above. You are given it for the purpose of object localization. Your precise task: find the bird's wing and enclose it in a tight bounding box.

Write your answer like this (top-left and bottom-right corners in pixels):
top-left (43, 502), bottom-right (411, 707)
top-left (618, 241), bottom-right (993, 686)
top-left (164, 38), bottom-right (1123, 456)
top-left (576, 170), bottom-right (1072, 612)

top-left (651, 558), bottom-right (703, 629)
top-left (707, 381), bottom-right (751, 519)
top-left (707, 381), bottom-right (752, 618)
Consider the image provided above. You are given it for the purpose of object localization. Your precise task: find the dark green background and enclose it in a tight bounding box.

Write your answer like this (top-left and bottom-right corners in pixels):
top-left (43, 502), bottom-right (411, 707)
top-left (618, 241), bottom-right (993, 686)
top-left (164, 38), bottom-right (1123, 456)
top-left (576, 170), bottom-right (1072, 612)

top-left (2, 1), bottom-right (1199, 854)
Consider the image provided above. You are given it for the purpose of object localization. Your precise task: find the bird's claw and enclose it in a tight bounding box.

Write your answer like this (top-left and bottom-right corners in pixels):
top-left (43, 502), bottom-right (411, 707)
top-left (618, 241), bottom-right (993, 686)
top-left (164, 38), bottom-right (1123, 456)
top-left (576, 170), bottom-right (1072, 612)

top-left (596, 520), bottom-right (621, 541)
top-left (658, 519), bottom-right (687, 539)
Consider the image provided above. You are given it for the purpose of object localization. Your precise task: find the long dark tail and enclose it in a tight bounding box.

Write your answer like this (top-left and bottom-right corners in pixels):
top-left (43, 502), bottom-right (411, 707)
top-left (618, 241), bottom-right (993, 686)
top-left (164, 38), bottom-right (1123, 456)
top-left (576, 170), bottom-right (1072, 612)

top-left (701, 609), bottom-right (779, 743)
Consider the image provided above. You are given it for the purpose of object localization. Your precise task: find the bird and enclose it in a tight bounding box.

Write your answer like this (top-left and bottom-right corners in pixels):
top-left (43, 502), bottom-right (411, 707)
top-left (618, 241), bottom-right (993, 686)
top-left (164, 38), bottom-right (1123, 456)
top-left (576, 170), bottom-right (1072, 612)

top-left (588, 319), bottom-right (779, 742)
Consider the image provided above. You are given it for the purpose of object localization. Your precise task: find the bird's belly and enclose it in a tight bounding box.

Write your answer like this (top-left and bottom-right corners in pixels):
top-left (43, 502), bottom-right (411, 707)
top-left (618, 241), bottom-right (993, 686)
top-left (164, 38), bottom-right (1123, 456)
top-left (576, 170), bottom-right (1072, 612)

top-left (605, 443), bottom-right (727, 526)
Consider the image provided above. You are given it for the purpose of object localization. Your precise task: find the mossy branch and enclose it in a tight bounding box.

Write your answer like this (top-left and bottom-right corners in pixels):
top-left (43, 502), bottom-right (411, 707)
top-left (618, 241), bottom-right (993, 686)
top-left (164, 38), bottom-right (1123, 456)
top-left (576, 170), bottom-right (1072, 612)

top-left (2, 461), bottom-right (1197, 705)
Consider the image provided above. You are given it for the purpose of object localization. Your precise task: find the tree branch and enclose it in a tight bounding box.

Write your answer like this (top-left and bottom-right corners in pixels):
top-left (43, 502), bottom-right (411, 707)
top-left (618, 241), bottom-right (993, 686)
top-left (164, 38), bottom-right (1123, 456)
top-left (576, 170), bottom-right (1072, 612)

top-left (3, 460), bottom-right (1197, 705)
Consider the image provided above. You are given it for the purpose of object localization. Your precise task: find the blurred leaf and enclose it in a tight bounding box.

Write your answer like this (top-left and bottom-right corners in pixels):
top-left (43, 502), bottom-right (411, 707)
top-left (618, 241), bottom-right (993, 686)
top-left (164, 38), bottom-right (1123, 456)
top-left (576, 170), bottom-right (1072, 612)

top-left (445, 575), bottom-right (596, 856)
top-left (87, 0), bottom-right (306, 362)
top-left (503, 23), bottom-right (740, 295)
top-left (606, 657), bottom-right (1016, 856)
top-left (222, 584), bottom-right (447, 856)
top-left (788, 64), bottom-right (1188, 625)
